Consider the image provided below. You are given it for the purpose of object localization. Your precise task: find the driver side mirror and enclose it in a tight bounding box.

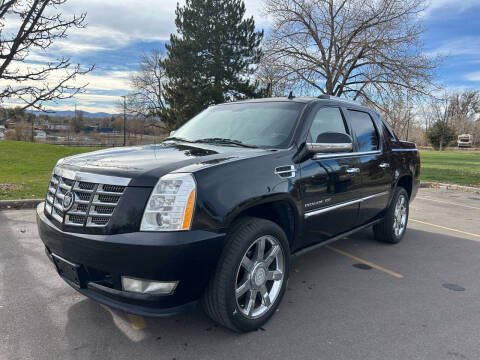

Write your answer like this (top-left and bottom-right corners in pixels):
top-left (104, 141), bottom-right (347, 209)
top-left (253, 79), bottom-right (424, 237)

top-left (306, 132), bottom-right (353, 154)
top-left (170, 130), bottom-right (176, 136)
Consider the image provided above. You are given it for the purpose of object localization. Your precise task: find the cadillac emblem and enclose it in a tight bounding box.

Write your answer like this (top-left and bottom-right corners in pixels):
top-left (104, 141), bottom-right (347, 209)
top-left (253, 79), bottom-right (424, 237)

top-left (62, 191), bottom-right (75, 211)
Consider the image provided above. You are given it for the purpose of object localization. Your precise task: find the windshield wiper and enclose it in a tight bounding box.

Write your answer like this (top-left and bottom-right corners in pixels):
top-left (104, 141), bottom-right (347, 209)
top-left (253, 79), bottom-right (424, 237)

top-left (194, 138), bottom-right (258, 148)
top-left (163, 136), bottom-right (196, 143)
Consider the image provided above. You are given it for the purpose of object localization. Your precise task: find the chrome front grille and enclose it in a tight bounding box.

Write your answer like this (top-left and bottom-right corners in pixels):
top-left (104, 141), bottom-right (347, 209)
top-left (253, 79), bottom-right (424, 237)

top-left (45, 171), bottom-right (127, 228)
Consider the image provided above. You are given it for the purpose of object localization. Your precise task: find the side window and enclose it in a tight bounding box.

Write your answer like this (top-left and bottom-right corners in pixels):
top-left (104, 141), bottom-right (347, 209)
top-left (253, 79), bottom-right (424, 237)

top-left (382, 120), bottom-right (398, 141)
top-left (347, 110), bottom-right (379, 152)
top-left (308, 107), bottom-right (348, 143)
top-left (382, 124), bottom-right (393, 144)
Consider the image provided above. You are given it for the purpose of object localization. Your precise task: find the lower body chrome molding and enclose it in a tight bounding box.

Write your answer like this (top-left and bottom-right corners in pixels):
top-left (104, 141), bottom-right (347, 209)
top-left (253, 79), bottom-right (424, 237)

top-left (304, 191), bottom-right (389, 218)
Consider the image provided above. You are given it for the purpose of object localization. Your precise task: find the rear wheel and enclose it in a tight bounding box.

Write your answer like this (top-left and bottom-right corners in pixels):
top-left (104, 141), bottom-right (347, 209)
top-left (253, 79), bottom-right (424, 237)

top-left (374, 187), bottom-right (409, 244)
top-left (202, 217), bottom-right (290, 332)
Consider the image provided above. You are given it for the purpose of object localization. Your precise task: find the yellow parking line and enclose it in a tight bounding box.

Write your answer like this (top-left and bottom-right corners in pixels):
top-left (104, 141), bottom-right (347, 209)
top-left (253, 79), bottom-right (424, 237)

top-left (416, 197), bottom-right (480, 211)
top-left (410, 218), bottom-right (480, 239)
top-left (326, 246), bottom-right (404, 279)
top-left (127, 314), bottom-right (146, 330)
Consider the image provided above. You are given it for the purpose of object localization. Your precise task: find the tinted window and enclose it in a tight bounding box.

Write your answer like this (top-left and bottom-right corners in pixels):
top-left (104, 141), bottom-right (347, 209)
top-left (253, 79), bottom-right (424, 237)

top-left (381, 119), bottom-right (397, 141)
top-left (347, 110), bottom-right (379, 152)
top-left (308, 107), bottom-right (348, 143)
top-left (382, 124), bottom-right (393, 143)
top-left (173, 102), bottom-right (304, 148)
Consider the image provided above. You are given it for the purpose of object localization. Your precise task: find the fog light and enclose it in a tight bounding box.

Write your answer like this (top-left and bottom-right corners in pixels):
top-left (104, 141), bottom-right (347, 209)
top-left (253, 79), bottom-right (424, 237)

top-left (121, 276), bottom-right (178, 295)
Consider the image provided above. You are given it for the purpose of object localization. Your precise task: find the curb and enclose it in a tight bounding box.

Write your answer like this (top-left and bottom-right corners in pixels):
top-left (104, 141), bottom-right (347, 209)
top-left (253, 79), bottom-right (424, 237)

top-left (0, 199), bottom-right (42, 210)
top-left (420, 182), bottom-right (480, 194)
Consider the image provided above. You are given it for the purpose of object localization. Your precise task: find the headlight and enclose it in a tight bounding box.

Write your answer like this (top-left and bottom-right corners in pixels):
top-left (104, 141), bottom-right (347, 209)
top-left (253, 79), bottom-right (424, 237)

top-left (140, 173), bottom-right (196, 231)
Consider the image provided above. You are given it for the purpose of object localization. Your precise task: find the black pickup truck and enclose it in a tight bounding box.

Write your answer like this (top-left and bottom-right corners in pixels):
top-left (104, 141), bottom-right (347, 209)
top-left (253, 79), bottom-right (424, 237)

top-left (36, 95), bottom-right (420, 332)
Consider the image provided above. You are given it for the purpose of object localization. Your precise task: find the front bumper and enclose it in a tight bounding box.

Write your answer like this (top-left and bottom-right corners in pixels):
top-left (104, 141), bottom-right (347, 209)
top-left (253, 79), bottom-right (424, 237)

top-left (36, 202), bottom-right (226, 317)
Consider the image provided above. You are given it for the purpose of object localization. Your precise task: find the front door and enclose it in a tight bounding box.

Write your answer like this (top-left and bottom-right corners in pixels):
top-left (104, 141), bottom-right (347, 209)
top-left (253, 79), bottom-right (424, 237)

top-left (299, 106), bottom-right (362, 247)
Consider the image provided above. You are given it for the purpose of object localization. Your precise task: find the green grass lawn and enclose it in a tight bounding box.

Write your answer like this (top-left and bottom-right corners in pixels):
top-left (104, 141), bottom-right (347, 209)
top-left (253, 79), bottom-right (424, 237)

top-left (0, 141), bottom-right (479, 200)
top-left (420, 150), bottom-right (480, 187)
top-left (0, 141), bottom-right (99, 200)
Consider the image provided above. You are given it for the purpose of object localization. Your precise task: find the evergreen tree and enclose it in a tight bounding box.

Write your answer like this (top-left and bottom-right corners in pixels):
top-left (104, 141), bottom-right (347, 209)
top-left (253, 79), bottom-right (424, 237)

top-left (426, 121), bottom-right (456, 151)
top-left (163, 0), bottom-right (265, 129)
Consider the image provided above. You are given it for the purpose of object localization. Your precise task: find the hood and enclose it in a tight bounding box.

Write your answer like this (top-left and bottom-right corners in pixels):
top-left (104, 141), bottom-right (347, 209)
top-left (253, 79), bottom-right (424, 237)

top-left (58, 142), bottom-right (273, 187)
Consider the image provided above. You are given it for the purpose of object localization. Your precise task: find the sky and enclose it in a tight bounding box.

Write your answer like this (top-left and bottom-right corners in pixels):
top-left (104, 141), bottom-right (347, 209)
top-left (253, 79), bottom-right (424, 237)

top-left (3, 0), bottom-right (480, 114)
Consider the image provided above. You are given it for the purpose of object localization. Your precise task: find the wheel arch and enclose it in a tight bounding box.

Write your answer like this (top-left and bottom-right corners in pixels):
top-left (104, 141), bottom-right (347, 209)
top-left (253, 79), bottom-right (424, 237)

top-left (395, 173), bottom-right (413, 199)
top-left (225, 195), bottom-right (301, 250)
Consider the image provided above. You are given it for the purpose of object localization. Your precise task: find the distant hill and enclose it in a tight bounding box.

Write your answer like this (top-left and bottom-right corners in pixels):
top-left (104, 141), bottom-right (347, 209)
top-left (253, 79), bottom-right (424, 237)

top-left (28, 110), bottom-right (117, 118)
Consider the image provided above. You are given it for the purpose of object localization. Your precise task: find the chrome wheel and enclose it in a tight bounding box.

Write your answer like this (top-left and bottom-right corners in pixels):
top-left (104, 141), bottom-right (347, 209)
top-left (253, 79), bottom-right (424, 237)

top-left (235, 235), bottom-right (285, 319)
top-left (393, 194), bottom-right (408, 237)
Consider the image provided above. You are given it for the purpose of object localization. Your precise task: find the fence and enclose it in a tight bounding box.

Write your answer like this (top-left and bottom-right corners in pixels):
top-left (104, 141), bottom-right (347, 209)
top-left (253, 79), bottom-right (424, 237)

top-left (35, 134), bottom-right (167, 148)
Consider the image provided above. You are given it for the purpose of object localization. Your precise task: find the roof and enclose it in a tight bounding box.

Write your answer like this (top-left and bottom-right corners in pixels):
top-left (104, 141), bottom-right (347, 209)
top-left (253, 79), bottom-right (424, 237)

top-left (221, 94), bottom-right (364, 107)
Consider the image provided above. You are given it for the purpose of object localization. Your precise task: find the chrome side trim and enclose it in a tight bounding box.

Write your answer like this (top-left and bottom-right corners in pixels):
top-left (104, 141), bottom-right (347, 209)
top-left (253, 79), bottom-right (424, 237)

top-left (304, 191), bottom-right (389, 218)
top-left (391, 148), bottom-right (418, 152)
top-left (313, 150), bottom-right (381, 160)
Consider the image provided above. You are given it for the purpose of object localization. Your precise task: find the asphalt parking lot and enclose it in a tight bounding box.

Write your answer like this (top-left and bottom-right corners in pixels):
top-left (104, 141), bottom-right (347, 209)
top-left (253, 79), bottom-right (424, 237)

top-left (1, 187), bottom-right (479, 360)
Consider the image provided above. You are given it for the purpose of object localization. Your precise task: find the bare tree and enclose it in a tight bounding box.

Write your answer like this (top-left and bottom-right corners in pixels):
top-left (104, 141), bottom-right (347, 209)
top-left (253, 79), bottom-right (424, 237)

top-left (473, 118), bottom-right (480, 146)
top-left (379, 92), bottom-right (415, 140)
top-left (256, 56), bottom-right (292, 97)
top-left (447, 91), bottom-right (480, 134)
top-left (128, 49), bottom-right (167, 120)
top-left (0, 0), bottom-right (93, 111)
top-left (263, 0), bottom-right (438, 102)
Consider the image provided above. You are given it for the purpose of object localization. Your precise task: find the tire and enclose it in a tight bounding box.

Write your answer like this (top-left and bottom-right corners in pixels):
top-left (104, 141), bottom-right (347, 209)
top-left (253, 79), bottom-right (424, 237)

top-left (202, 216), bottom-right (290, 332)
top-left (373, 186), bottom-right (409, 244)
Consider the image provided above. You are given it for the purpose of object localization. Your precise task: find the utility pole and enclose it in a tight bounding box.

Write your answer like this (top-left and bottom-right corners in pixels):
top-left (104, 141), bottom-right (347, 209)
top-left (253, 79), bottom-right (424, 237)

top-left (120, 93), bottom-right (140, 146)
top-left (122, 95), bottom-right (126, 146)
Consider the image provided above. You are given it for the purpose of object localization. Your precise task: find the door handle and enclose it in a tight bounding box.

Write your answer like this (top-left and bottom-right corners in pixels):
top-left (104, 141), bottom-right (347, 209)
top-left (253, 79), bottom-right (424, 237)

top-left (346, 168), bottom-right (360, 174)
top-left (379, 162), bottom-right (390, 169)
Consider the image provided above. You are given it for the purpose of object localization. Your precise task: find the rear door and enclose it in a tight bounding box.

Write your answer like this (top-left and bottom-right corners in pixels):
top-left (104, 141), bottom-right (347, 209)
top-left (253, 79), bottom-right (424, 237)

top-left (345, 109), bottom-right (392, 225)
top-left (299, 105), bottom-right (362, 247)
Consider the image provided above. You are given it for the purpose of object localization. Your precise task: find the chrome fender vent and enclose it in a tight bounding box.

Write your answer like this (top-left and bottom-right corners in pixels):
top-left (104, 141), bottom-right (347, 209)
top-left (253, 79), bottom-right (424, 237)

top-left (274, 165), bottom-right (296, 179)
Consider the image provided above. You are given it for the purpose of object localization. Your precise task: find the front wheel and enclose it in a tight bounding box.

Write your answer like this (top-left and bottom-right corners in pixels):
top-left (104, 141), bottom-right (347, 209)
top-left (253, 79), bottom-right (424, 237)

top-left (202, 217), bottom-right (290, 332)
top-left (374, 187), bottom-right (409, 244)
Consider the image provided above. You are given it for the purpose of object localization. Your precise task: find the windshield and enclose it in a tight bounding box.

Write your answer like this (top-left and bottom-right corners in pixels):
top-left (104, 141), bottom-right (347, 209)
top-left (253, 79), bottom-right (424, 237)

top-left (169, 102), bottom-right (304, 148)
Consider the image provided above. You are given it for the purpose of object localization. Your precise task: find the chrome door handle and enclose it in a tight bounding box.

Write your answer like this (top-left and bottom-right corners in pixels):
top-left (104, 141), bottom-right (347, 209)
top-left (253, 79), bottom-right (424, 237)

top-left (346, 168), bottom-right (360, 174)
top-left (379, 162), bottom-right (390, 169)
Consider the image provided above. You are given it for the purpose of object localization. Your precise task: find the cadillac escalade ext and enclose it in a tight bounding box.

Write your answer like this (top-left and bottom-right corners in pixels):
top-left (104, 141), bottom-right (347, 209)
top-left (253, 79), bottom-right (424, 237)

top-left (36, 95), bottom-right (420, 332)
